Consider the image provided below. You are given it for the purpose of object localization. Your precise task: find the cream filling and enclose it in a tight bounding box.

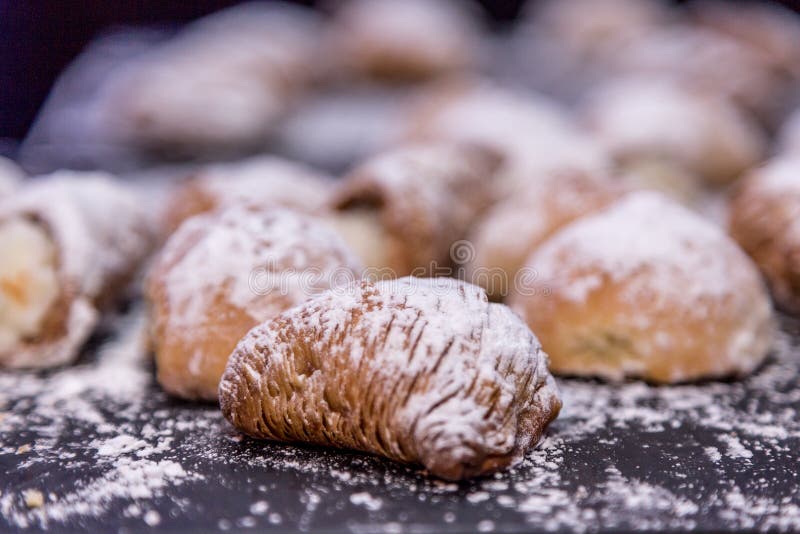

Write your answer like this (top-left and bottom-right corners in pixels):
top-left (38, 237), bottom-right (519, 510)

top-left (327, 209), bottom-right (390, 272)
top-left (0, 219), bottom-right (60, 352)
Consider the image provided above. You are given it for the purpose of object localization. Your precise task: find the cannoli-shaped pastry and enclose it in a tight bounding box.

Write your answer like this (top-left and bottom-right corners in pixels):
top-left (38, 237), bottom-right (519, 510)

top-left (0, 172), bottom-right (154, 368)
top-left (163, 156), bottom-right (333, 235)
top-left (328, 143), bottom-right (502, 275)
top-left (101, 3), bottom-right (321, 153)
top-left (326, 0), bottom-right (480, 82)
top-left (0, 157), bottom-right (24, 198)
top-left (146, 206), bottom-right (362, 400)
top-left (220, 277), bottom-right (562, 481)
top-left (467, 171), bottom-right (621, 300)
top-left (509, 191), bottom-right (774, 383)
top-left (729, 158), bottom-right (800, 314)
top-left (401, 80), bottom-right (611, 194)
top-left (582, 77), bottom-right (766, 186)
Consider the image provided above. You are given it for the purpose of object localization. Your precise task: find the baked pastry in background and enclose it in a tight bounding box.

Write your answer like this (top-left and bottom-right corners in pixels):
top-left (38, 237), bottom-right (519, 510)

top-left (220, 276), bottom-right (561, 481)
top-left (467, 171), bottom-right (621, 300)
top-left (328, 143), bottom-right (501, 275)
top-left (509, 191), bottom-right (773, 383)
top-left (0, 172), bottom-right (154, 368)
top-left (163, 156), bottom-right (333, 235)
top-left (402, 80), bottom-right (611, 194)
top-left (147, 206), bottom-right (362, 401)
top-left (582, 77), bottom-right (766, 187)
top-left (691, 0), bottom-right (800, 82)
top-left (729, 158), bottom-right (800, 314)
top-left (326, 0), bottom-right (480, 82)
top-left (100, 2), bottom-right (321, 154)
top-left (612, 25), bottom-right (788, 125)
top-left (0, 157), bottom-right (24, 198)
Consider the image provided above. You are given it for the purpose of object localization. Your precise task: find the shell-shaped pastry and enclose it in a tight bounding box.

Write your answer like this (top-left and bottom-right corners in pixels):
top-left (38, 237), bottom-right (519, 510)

top-left (220, 277), bottom-right (561, 480)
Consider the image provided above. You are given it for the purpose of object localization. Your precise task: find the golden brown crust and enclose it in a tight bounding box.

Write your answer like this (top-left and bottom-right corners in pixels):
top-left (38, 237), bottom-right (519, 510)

top-left (729, 160), bottom-right (800, 314)
top-left (146, 206), bottom-right (362, 401)
top-left (509, 192), bottom-right (774, 383)
top-left (331, 143), bottom-right (502, 275)
top-left (162, 156), bottom-right (333, 236)
top-left (468, 171), bottom-right (621, 300)
top-left (219, 277), bottom-right (561, 480)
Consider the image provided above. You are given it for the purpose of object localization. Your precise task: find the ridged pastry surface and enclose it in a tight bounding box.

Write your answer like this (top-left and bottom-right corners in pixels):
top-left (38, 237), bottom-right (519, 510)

top-left (220, 276), bottom-right (561, 480)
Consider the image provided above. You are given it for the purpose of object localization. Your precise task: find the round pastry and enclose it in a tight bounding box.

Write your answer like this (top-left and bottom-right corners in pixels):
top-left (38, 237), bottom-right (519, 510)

top-left (219, 276), bottom-right (562, 481)
top-left (467, 170), bottom-right (621, 300)
top-left (328, 143), bottom-right (501, 275)
top-left (0, 157), bottom-right (24, 198)
top-left (728, 158), bottom-right (800, 313)
top-left (509, 191), bottom-right (774, 383)
top-left (101, 3), bottom-right (321, 154)
top-left (582, 77), bottom-right (766, 186)
top-left (146, 206), bottom-right (362, 401)
top-left (402, 80), bottom-right (611, 191)
top-left (0, 172), bottom-right (154, 368)
top-left (326, 0), bottom-right (480, 81)
top-left (163, 156), bottom-right (333, 235)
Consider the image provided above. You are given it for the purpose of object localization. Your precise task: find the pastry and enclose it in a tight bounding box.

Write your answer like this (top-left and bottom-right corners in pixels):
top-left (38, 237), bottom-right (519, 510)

top-left (509, 0), bottom-right (672, 100)
top-left (509, 191), bottom-right (774, 383)
top-left (101, 3), bottom-right (321, 154)
top-left (582, 77), bottom-right (766, 186)
top-left (219, 276), bottom-right (562, 480)
top-left (612, 26), bottom-right (787, 124)
top-left (728, 158), bottom-right (800, 313)
top-left (163, 156), bottom-right (333, 235)
top-left (402, 80), bottom-right (611, 192)
top-left (0, 157), bottom-right (24, 198)
top-left (328, 143), bottom-right (501, 275)
top-left (467, 171), bottom-right (621, 300)
top-left (0, 172), bottom-right (154, 368)
top-left (326, 0), bottom-right (479, 81)
top-left (146, 206), bottom-right (362, 400)
top-left (692, 0), bottom-right (800, 80)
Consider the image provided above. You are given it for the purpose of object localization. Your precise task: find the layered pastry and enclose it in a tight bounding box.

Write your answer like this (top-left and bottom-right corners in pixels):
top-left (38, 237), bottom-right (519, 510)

top-left (101, 2), bottom-right (321, 154)
top-left (328, 143), bottom-right (501, 275)
top-left (0, 172), bottom-right (154, 368)
top-left (326, 0), bottom-right (480, 82)
top-left (467, 171), bottom-right (621, 300)
top-left (509, 191), bottom-right (774, 383)
top-left (220, 277), bottom-right (562, 481)
top-left (729, 158), bottom-right (800, 313)
top-left (582, 77), bottom-right (766, 187)
top-left (146, 206), bottom-right (362, 400)
top-left (163, 156), bottom-right (333, 235)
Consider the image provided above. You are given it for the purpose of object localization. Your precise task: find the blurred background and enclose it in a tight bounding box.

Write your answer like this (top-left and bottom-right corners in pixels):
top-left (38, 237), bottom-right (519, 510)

top-left (1, 0), bottom-right (530, 147)
top-left (3, 0), bottom-right (800, 179)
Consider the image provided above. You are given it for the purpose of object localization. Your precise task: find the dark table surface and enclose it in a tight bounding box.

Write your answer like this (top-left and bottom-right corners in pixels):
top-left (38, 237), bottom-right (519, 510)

top-left (1, 308), bottom-right (799, 533)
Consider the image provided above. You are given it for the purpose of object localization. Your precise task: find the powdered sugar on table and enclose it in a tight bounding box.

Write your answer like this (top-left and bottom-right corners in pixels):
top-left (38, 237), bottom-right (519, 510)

top-left (1, 306), bottom-right (799, 531)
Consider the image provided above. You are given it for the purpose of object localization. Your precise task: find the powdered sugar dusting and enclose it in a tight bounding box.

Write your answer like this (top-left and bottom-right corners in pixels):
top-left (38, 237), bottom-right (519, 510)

top-left (1, 301), bottom-right (799, 531)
